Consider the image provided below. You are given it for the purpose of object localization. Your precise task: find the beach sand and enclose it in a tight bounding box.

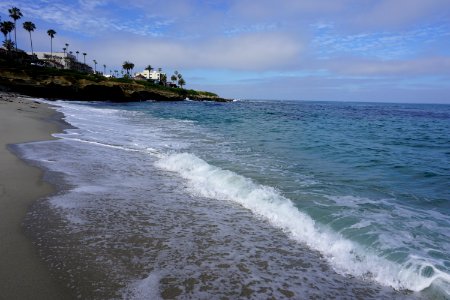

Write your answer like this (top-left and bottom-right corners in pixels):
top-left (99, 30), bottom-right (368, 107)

top-left (0, 92), bottom-right (68, 299)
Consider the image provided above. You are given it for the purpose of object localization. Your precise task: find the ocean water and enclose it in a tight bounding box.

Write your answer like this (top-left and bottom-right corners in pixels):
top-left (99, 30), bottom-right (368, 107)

top-left (16, 99), bottom-right (450, 299)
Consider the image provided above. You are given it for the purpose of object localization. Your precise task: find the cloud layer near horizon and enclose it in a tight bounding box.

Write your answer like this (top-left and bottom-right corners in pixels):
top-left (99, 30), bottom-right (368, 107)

top-left (1, 0), bottom-right (450, 102)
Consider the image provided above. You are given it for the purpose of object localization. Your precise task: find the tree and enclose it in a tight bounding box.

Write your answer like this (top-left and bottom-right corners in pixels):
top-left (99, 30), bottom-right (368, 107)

top-left (82, 52), bottom-right (87, 64)
top-left (160, 73), bottom-right (167, 85)
top-left (47, 29), bottom-right (56, 61)
top-left (23, 21), bottom-right (36, 55)
top-left (178, 77), bottom-right (186, 88)
top-left (76, 50), bottom-right (79, 61)
top-left (3, 39), bottom-right (15, 52)
top-left (171, 74), bottom-right (177, 84)
top-left (62, 47), bottom-right (66, 55)
top-left (0, 21), bottom-right (14, 42)
top-left (65, 43), bottom-right (69, 60)
top-left (93, 59), bottom-right (97, 73)
top-left (8, 7), bottom-right (22, 50)
top-left (158, 67), bottom-right (162, 72)
top-left (122, 61), bottom-right (135, 77)
top-left (145, 65), bottom-right (153, 72)
top-left (103, 64), bottom-right (106, 74)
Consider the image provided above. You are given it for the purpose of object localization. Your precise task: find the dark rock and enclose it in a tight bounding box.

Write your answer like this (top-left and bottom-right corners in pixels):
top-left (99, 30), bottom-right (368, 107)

top-left (130, 90), bottom-right (182, 101)
top-left (79, 85), bottom-right (126, 101)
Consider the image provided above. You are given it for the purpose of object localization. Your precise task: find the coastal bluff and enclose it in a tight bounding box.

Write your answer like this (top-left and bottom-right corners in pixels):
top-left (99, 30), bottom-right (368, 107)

top-left (0, 66), bottom-right (230, 102)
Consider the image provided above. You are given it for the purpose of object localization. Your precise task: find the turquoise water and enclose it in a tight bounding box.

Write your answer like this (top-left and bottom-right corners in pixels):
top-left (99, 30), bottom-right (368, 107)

top-left (127, 100), bottom-right (450, 294)
top-left (19, 99), bottom-right (450, 298)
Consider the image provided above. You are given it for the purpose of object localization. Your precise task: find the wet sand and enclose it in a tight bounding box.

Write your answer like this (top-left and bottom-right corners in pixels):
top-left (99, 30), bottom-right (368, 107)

top-left (0, 92), bottom-right (69, 299)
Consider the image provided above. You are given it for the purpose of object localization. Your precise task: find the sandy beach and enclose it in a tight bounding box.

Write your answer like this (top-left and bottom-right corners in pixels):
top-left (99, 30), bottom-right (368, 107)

top-left (0, 92), bottom-right (68, 300)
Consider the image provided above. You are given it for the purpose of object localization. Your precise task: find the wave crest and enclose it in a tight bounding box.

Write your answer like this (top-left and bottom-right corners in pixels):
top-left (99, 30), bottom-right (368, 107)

top-left (155, 152), bottom-right (450, 294)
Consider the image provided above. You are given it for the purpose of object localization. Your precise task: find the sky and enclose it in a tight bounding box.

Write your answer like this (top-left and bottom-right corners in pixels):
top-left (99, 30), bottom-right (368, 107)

top-left (1, 0), bottom-right (450, 103)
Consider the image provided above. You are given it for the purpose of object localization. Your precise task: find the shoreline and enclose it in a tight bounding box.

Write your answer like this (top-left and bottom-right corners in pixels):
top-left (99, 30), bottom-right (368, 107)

top-left (0, 92), bottom-right (70, 299)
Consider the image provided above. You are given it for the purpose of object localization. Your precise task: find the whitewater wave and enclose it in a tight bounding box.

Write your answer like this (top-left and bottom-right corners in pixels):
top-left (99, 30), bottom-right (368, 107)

top-left (43, 99), bottom-right (450, 297)
top-left (155, 152), bottom-right (450, 295)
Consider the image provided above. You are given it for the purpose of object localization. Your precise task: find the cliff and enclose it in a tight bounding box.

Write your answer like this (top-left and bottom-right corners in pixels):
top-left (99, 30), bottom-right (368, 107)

top-left (0, 66), bottom-right (230, 102)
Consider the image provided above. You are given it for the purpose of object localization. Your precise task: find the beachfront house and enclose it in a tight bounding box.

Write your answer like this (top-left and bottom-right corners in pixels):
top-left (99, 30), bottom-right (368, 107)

top-left (134, 69), bottom-right (166, 82)
top-left (29, 52), bottom-right (93, 73)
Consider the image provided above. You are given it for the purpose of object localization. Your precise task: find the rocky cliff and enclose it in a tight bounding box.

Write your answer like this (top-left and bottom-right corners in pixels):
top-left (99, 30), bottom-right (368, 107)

top-left (0, 66), bottom-right (230, 102)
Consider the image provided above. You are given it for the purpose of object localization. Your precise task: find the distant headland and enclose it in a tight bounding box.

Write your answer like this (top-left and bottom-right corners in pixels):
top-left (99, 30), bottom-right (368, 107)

top-left (0, 6), bottom-right (230, 102)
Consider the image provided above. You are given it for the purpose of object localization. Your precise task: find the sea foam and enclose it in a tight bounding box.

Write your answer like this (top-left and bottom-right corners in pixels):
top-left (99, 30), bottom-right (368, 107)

top-left (155, 152), bottom-right (450, 294)
top-left (43, 99), bottom-right (450, 297)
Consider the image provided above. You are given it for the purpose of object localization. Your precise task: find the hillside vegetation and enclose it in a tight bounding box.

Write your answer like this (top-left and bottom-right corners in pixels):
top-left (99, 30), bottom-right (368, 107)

top-left (0, 53), bottom-right (229, 102)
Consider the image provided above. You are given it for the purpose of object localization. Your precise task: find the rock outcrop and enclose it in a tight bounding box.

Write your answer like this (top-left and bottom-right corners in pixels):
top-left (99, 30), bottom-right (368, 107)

top-left (0, 66), bottom-right (230, 102)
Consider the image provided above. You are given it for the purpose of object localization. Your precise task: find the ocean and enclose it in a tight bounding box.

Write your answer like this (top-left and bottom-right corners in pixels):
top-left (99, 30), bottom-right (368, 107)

top-left (15, 99), bottom-right (450, 299)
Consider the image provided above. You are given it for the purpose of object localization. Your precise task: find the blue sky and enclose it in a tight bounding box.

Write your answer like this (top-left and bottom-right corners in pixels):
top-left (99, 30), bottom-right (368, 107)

top-left (1, 0), bottom-right (450, 103)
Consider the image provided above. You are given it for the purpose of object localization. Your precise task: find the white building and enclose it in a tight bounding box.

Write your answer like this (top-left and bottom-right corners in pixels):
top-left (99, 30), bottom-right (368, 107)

top-left (29, 51), bottom-right (93, 73)
top-left (31, 52), bottom-right (76, 69)
top-left (134, 69), bottom-right (165, 81)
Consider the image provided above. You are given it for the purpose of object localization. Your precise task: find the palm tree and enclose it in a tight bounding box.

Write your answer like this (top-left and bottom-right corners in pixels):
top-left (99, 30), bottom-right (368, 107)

top-left (82, 52), bottom-right (87, 64)
top-left (122, 61), bottom-right (135, 77)
top-left (171, 74), bottom-right (177, 84)
top-left (93, 59), bottom-right (97, 73)
top-left (178, 77), bottom-right (186, 88)
top-left (76, 50), bottom-right (79, 61)
top-left (22, 21), bottom-right (36, 55)
top-left (160, 73), bottom-right (167, 85)
top-left (158, 67), bottom-right (162, 73)
top-left (62, 47), bottom-right (66, 55)
top-left (1, 21), bottom-right (14, 42)
top-left (145, 65), bottom-right (153, 72)
top-left (47, 29), bottom-right (56, 61)
top-left (0, 22), bottom-right (7, 41)
top-left (103, 64), bottom-right (106, 74)
top-left (3, 39), bottom-right (15, 52)
top-left (8, 7), bottom-right (22, 50)
top-left (65, 43), bottom-right (69, 51)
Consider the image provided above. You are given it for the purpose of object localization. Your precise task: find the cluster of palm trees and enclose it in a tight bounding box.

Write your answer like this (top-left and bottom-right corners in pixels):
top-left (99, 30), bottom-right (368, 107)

top-left (1, 7), bottom-right (43, 56)
top-left (122, 61), bottom-right (135, 77)
top-left (0, 7), bottom-right (24, 51)
top-left (1, 6), bottom-right (187, 87)
top-left (136, 64), bottom-right (185, 87)
top-left (171, 70), bottom-right (186, 88)
top-left (0, 6), bottom-right (96, 72)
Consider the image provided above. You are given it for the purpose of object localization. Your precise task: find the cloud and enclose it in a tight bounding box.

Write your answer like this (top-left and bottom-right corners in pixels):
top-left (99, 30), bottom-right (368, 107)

top-left (202, 73), bottom-right (450, 103)
top-left (312, 23), bottom-right (450, 59)
top-left (325, 57), bottom-right (450, 76)
top-left (229, 0), bottom-right (348, 20)
top-left (77, 0), bottom-right (109, 10)
top-left (351, 0), bottom-right (450, 29)
top-left (2, 0), bottom-right (450, 102)
top-left (87, 32), bottom-right (304, 71)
